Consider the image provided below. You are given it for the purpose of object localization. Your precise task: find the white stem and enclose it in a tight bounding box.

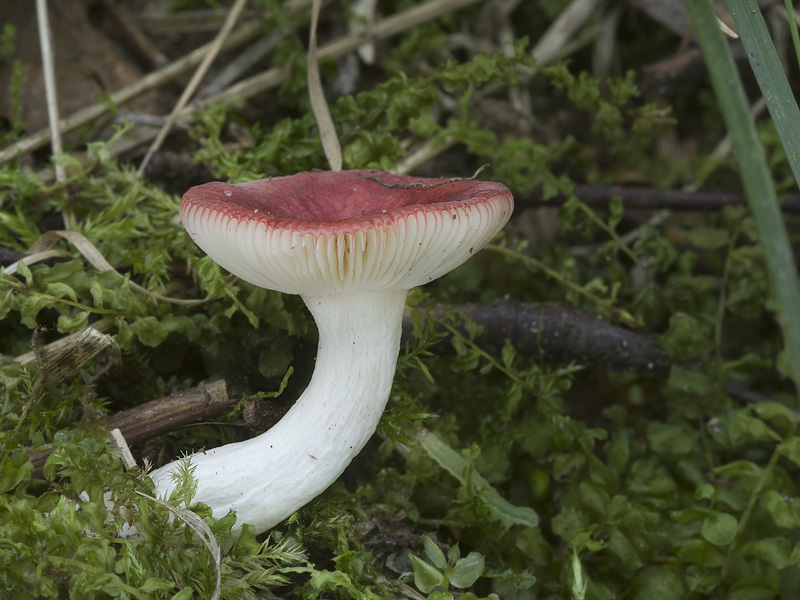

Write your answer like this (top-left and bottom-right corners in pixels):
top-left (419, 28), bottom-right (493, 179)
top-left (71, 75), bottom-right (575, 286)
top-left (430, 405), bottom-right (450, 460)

top-left (150, 289), bottom-right (407, 534)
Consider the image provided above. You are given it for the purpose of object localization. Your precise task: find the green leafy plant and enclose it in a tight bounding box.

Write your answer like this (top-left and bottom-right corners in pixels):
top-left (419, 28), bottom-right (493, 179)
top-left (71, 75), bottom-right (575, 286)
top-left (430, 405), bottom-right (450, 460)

top-left (409, 537), bottom-right (489, 600)
top-left (3, 1), bottom-right (800, 598)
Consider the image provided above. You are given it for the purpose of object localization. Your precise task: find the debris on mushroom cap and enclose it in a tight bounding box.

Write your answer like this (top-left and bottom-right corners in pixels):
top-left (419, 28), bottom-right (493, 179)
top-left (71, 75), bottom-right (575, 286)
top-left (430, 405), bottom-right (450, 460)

top-left (180, 169), bottom-right (514, 297)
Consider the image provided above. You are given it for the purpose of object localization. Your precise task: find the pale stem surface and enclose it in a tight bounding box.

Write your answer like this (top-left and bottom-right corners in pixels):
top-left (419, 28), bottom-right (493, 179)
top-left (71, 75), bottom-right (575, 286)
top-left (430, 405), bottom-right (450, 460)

top-left (150, 289), bottom-right (408, 534)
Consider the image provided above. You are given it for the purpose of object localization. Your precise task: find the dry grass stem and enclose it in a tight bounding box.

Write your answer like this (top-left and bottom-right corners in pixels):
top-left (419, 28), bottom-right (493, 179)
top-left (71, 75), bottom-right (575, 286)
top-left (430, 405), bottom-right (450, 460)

top-left (90, 0), bottom-right (485, 162)
top-left (199, 30), bottom-right (284, 99)
top-left (396, 138), bottom-right (457, 175)
top-left (2, 0), bottom-right (478, 168)
top-left (308, 0), bottom-right (342, 171)
top-left (110, 428), bottom-right (137, 470)
top-left (136, 0), bottom-right (249, 178)
top-left (8, 318), bottom-right (115, 366)
top-left (532, 0), bottom-right (603, 65)
top-left (35, 0), bottom-right (65, 186)
top-left (5, 230), bottom-right (206, 306)
top-left (0, 21), bottom-right (263, 166)
top-left (135, 491), bottom-right (222, 600)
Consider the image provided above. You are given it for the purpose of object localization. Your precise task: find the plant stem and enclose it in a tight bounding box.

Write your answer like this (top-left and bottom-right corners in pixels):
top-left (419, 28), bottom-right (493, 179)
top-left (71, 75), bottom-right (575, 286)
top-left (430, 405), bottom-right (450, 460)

top-left (486, 244), bottom-right (641, 328)
top-left (721, 447), bottom-right (782, 577)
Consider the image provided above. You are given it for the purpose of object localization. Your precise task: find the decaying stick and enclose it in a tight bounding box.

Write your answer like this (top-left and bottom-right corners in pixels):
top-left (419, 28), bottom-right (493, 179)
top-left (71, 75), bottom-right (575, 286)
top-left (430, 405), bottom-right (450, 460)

top-left (29, 380), bottom-right (231, 478)
top-left (403, 300), bottom-right (671, 378)
top-left (106, 380), bottom-right (231, 445)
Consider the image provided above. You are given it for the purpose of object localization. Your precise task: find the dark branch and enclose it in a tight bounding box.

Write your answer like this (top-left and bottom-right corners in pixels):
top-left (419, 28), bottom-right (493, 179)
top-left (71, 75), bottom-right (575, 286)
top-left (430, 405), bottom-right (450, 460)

top-left (403, 300), bottom-right (671, 378)
top-left (519, 185), bottom-right (800, 213)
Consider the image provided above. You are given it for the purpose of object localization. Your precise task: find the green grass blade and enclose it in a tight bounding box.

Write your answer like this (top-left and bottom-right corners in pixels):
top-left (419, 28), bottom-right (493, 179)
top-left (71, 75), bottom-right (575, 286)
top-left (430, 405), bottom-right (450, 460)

top-left (728, 0), bottom-right (800, 185)
top-left (784, 0), bottom-right (800, 73)
top-left (685, 0), bottom-right (800, 401)
top-left (414, 429), bottom-right (539, 529)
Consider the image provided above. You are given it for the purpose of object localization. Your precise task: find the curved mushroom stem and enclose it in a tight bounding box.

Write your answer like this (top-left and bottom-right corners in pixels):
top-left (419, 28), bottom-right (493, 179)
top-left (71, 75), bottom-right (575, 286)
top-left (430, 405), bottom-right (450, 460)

top-left (150, 289), bottom-right (408, 534)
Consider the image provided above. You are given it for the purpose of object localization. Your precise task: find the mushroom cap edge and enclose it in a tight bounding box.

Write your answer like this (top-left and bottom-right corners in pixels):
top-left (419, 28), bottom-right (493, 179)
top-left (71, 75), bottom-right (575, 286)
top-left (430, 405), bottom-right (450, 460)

top-left (180, 169), bottom-right (513, 296)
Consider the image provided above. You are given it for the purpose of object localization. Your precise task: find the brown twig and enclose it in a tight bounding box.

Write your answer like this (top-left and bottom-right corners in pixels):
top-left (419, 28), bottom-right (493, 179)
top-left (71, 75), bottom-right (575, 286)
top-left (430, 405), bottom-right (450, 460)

top-left (29, 380), bottom-right (232, 477)
top-left (403, 300), bottom-right (671, 378)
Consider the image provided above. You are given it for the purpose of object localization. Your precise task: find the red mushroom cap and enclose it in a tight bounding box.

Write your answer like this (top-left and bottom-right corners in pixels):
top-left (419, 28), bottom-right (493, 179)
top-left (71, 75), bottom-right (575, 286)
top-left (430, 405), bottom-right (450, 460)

top-left (180, 169), bottom-right (513, 296)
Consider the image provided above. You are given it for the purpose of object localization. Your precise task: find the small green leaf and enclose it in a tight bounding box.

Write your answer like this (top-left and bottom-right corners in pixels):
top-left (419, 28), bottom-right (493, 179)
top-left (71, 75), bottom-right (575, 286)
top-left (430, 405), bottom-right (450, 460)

top-left (424, 537), bottom-right (447, 570)
top-left (694, 484), bottom-right (716, 501)
top-left (410, 554), bottom-right (444, 594)
top-left (713, 460), bottom-right (762, 480)
top-left (19, 294), bottom-right (50, 328)
top-left (45, 281), bottom-right (78, 303)
top-left (684, 565), bottom-right (723, 593)
top-left (416, 430), bottom-right (539, 529)
top-left (777, 436), bottom-right (800, 468)
top-left (737, 537), bottom-right (793, 569)
top-left (686, 226), bottom-right (730, 249)
top-left (727, 578), bottom-right (779, 600)
top-left (132, 316), bottom-right (168, 347)
top-left (168, 589), bottom-right (195, 600)
top-left (647, 422), bottom-right (698, 457)
top-left (15, 261), bottom-right (32, 285)
top-left (631, 565), bottom-right (685, 600)
top-left (760, 489), bottom-right (800, 529)
top-left (501, 339), bottom-right (516, 369)
top-left (449, 552), bottom-right (485, 588)
top-left (569, 550), bottom-right (587, 600)
top-left (57, 310), bottom-right (89, 333)
top-left (139, 578), bottom-right (175, 593)
top-left (700, 512), bottom-right (738, 546)
top-left (0, 451), bottom-right (32, 493)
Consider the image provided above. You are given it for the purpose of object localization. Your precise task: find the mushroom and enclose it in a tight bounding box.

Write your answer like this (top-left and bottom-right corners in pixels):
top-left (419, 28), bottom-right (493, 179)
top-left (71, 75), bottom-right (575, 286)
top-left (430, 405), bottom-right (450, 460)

top-left (150, 169), bottom-right (513, 534)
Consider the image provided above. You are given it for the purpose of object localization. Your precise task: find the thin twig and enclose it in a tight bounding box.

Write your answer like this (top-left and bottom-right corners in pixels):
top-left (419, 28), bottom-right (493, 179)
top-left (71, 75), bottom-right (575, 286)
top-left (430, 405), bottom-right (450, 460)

top-left (137, 0), bottom-right (249, 177)
top-left (518, 184), bottom-right (800, 213)
top-left (199, 30), bottom-right (284, 98)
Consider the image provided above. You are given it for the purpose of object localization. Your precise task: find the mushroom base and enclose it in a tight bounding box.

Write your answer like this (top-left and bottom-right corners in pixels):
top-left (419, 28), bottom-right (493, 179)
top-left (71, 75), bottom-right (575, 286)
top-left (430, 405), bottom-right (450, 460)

top-left (149, 289), bottom-right (408, 534)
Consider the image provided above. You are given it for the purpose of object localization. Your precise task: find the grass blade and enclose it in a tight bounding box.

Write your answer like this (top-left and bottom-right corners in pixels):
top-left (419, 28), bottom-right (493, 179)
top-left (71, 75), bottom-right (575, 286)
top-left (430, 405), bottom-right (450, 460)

top-left (685, 0), bottom-right (800, 401)
top-left (728, 0), bottom-right (800, 185)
